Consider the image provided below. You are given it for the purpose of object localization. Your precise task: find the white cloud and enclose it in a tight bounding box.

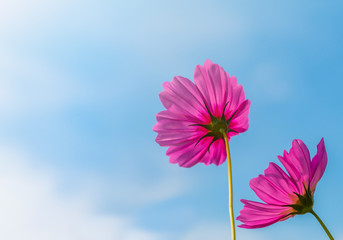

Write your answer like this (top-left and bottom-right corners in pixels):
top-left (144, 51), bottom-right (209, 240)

top-left (0, 50), bottom-right (85, 116)
top-left (0, 1), bottom-right (62, 29)
top-left (0, 146), bottom-right (161, 240)
top-left (112, 175), bottom-right (189, 207)
top-left (180, 223), bottom-right (228, 240)
top-left (0, 0), bottom-right (250, 58)
top-left (0, 0), bottom-right (249, 38)
top-left (180, 222), bottom-right (265, 240)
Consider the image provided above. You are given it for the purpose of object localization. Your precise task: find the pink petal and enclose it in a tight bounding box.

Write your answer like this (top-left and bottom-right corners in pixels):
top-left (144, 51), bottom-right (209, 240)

top-left (155, 131), bottom-right (198, 146)
top-left (228, 99), bottom-right (251, 133)
top-left (165, 136), bottom-right (226, 167)
top-left (249, 174), bottom-right (295, 205)
top-left (310, 138), bottom-right (327, 192)
top-left (264, 163), bottom-right (298, 200)
top-left (194, 59), bottom-right (225, 117)
top-left (277, 139), bottom-right (311, 195)
top-left (237, 216), bottom-right (287, 229)
top-left (153, 110), bottom-right (207, 146)
top-left (225, 81), bottom-right (245, 118)
top-left (194, 59), bottom-right (246, 119)
top-left (159, 76), bottom-right (209, 123)
top-left (166, 140), bottom-right (209, 167)
top-left (237, 199), bottom-right (293, 229)
top-left (206, 139), bottom-right (226, 166)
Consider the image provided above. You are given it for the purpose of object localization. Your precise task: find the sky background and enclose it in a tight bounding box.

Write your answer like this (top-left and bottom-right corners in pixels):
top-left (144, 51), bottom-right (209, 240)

top-left (0, 0), bottom-right (342, 239)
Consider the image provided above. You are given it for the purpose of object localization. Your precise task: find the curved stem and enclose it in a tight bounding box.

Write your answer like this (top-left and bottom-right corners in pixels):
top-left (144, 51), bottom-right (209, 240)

top-left (222, 132), bottom-right (236, 240)
top-left (310, 210), bottom-right (334, 240)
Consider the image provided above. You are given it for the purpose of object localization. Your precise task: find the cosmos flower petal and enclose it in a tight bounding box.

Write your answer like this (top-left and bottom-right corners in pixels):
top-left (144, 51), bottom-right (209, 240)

top-left (310, 138), bottom-right (327, 192)
top-left (264, 163), bottom-right (298, 198)
top-left (277, 153), bottom-right (301, 193)
top-left (228, 99), bottom-right (251, 134)
top-left (207, 139), bottom-right (226, 166)
top-left (277, 139), bottom-right (311, 195)
top-left (239, 199), bottom-right (292, 215)
top-left (237, 216), bottom-right (287, 229)
top-left (167, 141), bottom-right (209, 167)
top-left (153, 111), bottom-right (194, 133)
top-left (226, 81), bottom-right (246, 117)
top-left (159, 76), bottom-right (208, 123)
top-left (194, 60), bottom-right (246, 118)
top-left (237, 200), bottom-right (293, 229)
top-left (153, 110), bottom-right (207, 147)
top-left (155, 131), bottom-right (198, 146)
top-left (290, 139), bottom-right (311, 188)
top-left (194, 59), bottom-right (226, 117)
top-left (249, 174), bottom-right (294, 205)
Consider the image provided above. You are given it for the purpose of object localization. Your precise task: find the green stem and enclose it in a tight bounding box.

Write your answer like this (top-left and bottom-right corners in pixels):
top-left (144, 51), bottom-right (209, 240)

top-left (222, 132), bottom-right (236, 240)
top-left (310, 210), bottom-right (334, 240)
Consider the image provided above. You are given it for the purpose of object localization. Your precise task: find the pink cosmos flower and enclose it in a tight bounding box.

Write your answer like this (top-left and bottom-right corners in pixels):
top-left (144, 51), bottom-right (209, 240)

top-left (237, 138), bottom-right (327, 229)
top-left (153, 60), bottom-right (251, 167)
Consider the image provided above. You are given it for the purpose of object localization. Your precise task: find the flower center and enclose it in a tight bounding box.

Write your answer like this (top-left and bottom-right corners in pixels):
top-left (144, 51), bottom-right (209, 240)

top-left (289, 184), bottom-right (314, 215)
top-left (191, 102), bottom-right (238, 152)
top-left (208, 117), bottom-right (229, 137)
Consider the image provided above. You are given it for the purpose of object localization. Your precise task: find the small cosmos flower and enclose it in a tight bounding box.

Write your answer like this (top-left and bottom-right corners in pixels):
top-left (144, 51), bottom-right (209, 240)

top-left (237, 138), bottom-right (327, 229)
top-left (153, 59), bottom-right (250, 167)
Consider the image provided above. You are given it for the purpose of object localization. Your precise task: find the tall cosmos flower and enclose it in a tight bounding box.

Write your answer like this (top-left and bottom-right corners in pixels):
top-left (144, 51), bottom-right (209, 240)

top-left (237, 138), bottom-right (334, 239)
top-left (153, 59), bottom-right (250, 167)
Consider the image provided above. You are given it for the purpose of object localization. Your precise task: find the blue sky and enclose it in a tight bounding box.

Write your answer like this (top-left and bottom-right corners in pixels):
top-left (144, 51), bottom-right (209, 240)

top-left (0, 0), bottom-right (342, 239)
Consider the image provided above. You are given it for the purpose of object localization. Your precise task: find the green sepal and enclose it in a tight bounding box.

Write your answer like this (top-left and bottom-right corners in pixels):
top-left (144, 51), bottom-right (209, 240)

top-left (286, 183), bottom-right (314, 215)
